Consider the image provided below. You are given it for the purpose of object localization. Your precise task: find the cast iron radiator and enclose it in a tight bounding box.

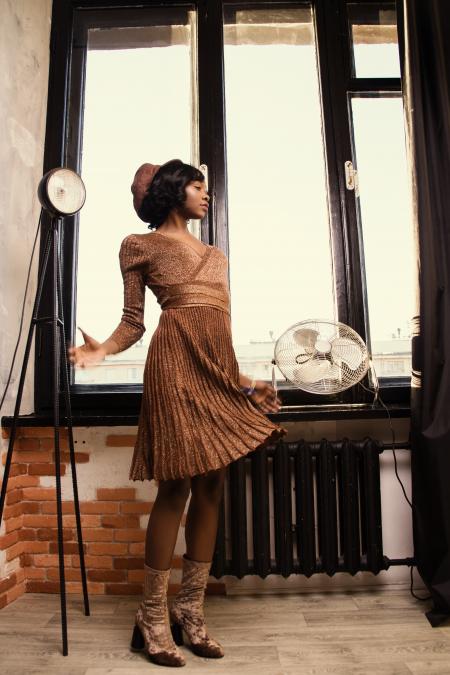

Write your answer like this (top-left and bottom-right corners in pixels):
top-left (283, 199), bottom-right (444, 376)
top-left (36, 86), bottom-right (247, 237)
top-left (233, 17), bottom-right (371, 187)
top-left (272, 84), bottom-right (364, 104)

top-left (210, 438), bottom-right (405, 579)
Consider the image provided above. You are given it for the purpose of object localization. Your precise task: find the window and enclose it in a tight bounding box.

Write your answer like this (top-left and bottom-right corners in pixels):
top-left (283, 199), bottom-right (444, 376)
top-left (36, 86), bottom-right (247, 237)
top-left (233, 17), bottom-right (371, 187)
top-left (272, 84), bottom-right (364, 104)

top-left (350, 95), bottom-right (414, 378)
top-left (345, 2), bottom-right (412, 382)
top-left (223, 6), bottom-right (335, 384)
top-left (347, 2), bottom-right (400, 78)
top-left (75, 7), bottom-right (197, 385)
top-left (36, 0), bottom-right (411, 413)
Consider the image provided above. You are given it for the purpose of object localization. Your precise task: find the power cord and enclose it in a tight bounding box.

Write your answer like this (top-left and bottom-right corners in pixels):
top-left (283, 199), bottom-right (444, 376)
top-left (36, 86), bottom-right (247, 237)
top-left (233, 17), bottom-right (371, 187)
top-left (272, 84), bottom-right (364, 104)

top-left (361, 382), bottom-right (412, 508)
top-left (0, 210), bottom-right (43, 415)
top-left (409, 565), bottom-right (430, 602)
top-left (359, 379), bottom-right (431, 602)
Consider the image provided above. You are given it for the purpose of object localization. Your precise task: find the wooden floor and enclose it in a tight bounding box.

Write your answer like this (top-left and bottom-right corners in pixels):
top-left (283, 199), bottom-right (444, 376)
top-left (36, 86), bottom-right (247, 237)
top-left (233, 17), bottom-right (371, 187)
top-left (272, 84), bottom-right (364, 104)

top-left (0, 589), bottom-right (449, 674)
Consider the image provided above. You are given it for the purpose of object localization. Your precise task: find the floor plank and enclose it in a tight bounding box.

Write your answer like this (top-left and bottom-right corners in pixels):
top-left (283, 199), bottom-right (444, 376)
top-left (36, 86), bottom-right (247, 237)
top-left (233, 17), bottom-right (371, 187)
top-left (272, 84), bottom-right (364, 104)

top-left (0, 589), bottom-right (445, 674)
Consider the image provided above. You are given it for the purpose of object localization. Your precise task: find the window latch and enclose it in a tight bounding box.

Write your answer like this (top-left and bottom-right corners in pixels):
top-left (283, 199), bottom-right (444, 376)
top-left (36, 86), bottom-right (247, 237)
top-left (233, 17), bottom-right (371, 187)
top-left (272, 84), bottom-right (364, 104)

top-left (344, 160), bottom-right (359, 195)
top-left (199, 163), bottom-right (208, 190)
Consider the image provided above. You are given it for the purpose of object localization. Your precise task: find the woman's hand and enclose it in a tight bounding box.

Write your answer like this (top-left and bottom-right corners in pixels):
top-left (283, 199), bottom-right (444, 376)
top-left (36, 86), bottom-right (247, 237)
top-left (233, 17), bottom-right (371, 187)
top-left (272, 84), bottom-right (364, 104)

top-left (67, 328), bottom-right (107, 368)
top-left (248, 380), bottom-right (281, 413)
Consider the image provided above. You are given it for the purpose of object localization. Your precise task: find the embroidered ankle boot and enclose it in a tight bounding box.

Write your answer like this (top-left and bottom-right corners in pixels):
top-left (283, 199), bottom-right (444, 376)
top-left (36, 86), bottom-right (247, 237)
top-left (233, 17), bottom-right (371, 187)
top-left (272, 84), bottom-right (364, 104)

top-left (169, 554), bottom-right (224, 658)
top-left (130, 563), bottom-right (186, 667)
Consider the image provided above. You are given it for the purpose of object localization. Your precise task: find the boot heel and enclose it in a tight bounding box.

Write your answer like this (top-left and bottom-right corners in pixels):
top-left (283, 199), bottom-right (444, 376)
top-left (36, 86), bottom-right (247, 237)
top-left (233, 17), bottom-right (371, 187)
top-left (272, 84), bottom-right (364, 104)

top-left (171, 621), bottom-right (184, 646)
top-left (130, 623), bottom-right (145, 651)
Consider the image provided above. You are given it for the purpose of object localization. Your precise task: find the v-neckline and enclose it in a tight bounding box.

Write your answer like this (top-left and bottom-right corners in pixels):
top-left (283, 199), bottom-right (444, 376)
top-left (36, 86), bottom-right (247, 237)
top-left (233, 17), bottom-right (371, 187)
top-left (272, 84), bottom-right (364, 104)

top-left (152, 230), bottom-right (211, 259)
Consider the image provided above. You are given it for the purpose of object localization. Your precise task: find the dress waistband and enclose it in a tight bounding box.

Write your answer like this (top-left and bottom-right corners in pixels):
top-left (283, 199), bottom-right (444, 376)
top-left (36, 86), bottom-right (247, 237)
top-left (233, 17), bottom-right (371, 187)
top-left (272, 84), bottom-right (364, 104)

top-left (159, 282), bottom-right (230, 314)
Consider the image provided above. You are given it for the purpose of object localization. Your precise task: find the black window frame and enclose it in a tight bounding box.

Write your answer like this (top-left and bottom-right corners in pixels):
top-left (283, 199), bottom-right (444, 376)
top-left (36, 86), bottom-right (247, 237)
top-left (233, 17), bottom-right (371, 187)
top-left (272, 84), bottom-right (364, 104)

top-left (35, 0), bottom-right (410, 417)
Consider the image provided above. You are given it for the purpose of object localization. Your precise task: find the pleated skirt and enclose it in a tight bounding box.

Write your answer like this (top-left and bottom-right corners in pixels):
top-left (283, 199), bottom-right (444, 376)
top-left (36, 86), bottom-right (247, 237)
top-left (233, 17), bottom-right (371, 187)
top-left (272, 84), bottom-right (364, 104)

top-left (129, 305), bottom-right (287, 482)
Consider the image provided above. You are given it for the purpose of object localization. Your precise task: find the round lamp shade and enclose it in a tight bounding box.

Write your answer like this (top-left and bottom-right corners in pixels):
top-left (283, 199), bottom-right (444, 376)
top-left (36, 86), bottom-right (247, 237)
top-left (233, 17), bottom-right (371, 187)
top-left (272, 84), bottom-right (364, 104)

top-left (38, 168), bottom-right (86, 216)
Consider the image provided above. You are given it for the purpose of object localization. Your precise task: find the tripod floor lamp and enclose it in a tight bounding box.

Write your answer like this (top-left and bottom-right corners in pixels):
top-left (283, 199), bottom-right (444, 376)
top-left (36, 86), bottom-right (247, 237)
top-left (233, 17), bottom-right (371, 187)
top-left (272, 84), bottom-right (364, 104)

top-left (0, 168), bottom-right (89, 656)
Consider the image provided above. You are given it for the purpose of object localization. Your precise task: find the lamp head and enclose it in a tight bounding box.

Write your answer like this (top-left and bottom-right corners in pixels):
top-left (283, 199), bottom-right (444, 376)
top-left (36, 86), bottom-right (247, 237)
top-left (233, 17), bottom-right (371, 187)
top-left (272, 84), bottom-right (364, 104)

top-left (38, 168), bottom-right (86, 216)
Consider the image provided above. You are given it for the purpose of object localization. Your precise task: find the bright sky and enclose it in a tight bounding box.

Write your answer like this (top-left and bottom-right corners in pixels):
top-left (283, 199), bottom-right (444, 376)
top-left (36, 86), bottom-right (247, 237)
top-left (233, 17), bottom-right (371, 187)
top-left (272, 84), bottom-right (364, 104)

top-left (75, 20), bottom-right (413, 384)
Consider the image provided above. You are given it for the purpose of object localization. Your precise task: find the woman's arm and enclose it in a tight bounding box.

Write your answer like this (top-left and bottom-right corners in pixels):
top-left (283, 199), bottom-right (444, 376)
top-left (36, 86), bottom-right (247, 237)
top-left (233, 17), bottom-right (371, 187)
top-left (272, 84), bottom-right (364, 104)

top-left (238, 372), bottom-right (255, 390)
top-left (68, 235), bottom-right (146, 368)
top-left (68, 329), bottom-right (118, 368)
top-left (238, 371), bottom-right (281, 413)
top-left (107, 234), bottom-right (146, 352)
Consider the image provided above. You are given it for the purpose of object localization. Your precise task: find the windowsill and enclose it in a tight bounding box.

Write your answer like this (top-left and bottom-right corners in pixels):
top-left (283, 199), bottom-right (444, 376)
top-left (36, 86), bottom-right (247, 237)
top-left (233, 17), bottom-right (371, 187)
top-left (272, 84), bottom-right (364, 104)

top-left (1, 403), bottom-right (410, 429)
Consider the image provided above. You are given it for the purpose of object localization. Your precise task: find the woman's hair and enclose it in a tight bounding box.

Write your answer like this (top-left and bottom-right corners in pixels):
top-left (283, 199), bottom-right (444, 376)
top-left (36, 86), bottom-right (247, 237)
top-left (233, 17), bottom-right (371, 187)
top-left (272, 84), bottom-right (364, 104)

top-left (138, 159), bottom-right (205, 230)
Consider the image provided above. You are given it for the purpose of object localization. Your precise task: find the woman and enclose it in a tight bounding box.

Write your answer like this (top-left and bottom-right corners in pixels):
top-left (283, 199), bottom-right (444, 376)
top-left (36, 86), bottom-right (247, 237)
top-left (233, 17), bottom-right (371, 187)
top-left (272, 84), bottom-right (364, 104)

top-left (68, 159), bottom-right (287, 667)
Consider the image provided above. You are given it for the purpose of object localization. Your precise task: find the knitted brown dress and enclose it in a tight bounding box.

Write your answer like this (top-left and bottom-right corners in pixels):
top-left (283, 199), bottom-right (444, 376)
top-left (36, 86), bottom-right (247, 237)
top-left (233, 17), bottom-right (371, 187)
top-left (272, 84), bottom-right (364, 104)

top-left (109, 230), bottom-right (287, 482)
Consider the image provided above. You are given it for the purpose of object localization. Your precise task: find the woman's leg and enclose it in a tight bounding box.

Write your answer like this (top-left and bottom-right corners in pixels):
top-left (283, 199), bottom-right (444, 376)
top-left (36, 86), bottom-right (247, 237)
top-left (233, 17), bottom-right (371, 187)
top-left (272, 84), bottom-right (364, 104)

top-left (184, 467), bottom-right (226, 562)
top-left (145, 476), bottom-right (191, 569)
top-left (133, 476), bottom-right (191, 667)
top-left (169, 467), bottom-right (227, 659)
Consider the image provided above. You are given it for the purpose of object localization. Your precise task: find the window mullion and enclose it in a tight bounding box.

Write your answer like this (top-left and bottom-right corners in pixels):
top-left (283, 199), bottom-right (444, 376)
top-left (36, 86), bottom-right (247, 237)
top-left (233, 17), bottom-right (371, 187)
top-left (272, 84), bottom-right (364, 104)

top-left (315, 0), bottom-right (369, 344)
top-left (313, 0), bottom-right (349, 327)
top-left (198, 0), bottom-right (228, 255)
top-left (64, 12), bottom-right (90, 388)
top-left (35, 0), bottom-right (76, 413)
top-left (314, 0), bottom-right (372, 404)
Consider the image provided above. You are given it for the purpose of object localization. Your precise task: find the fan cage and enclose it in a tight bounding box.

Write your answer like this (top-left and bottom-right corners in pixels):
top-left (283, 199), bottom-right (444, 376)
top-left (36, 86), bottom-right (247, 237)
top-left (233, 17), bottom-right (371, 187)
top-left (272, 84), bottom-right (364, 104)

top-left (274, 319), bottom-right (370, 395)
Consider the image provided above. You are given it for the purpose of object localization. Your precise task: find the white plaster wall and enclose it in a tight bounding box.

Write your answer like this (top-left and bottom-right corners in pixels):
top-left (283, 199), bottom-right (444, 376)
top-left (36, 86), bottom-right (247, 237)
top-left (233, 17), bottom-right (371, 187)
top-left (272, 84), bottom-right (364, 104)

top-left (0, 0), bottom-right (51, 418)
top-left (0, 0), bottom-right (52, 577)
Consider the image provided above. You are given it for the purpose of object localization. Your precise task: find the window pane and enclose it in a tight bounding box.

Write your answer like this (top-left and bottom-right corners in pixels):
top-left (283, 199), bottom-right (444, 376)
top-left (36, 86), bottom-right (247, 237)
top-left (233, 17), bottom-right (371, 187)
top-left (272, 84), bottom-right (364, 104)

top-left (75, 11), bottom-right (197, 384)
top-left (347, 3), bottom-right (400, 78)
top-left (223, 5), bottom-right (335, 384)
top-left (350, 96), bottom-right (414, 378)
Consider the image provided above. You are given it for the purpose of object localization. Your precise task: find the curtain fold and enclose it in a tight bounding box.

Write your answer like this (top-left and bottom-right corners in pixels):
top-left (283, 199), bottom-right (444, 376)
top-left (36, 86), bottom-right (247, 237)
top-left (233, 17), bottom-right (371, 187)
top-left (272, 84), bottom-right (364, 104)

top-left (403, 0), bottom-right (450, 626)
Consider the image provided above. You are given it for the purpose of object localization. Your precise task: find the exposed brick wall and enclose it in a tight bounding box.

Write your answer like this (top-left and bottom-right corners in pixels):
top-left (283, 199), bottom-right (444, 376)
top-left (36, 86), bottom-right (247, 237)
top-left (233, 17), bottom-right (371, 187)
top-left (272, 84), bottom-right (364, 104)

top-left (1, 427), bottom-right (225, 609)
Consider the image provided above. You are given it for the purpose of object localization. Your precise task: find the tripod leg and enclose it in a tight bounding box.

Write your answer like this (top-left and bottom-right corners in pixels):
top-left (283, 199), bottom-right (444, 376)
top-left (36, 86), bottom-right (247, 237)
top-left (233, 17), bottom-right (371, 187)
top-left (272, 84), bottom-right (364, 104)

top-left (0, 225), bottom-right (53, 526)
top-left (52, 223), bottom-right (68, 656)
top-left (56, 234), bottom-right (90, 617)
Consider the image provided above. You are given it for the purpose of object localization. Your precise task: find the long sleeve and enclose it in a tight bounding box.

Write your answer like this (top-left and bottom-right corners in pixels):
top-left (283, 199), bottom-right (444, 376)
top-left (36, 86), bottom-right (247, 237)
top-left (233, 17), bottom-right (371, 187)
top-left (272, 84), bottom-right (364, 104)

top-left (108, 234), bottom-right (146, 352)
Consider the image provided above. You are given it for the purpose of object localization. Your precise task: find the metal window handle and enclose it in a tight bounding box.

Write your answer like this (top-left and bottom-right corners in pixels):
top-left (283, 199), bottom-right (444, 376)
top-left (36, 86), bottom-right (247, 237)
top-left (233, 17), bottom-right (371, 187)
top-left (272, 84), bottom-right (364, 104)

top-left (345, 160), bottom-right (355, 189)
top-left (345, 160), bottom-right (359, 196)
top-left (199, 163), bottom-right (208, 190)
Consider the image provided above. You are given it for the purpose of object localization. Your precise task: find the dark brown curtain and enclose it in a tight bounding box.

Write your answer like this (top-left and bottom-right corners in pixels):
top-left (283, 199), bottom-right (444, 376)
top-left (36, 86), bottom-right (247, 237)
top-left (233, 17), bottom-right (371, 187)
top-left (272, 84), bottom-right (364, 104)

top-left (402, 0), bottom-right (450, 626)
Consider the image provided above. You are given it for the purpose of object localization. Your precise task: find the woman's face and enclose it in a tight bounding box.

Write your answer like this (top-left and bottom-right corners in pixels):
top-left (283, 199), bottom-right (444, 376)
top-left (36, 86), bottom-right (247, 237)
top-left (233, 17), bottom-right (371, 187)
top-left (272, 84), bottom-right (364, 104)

top-left (180, 179), bottom-right (210, 220)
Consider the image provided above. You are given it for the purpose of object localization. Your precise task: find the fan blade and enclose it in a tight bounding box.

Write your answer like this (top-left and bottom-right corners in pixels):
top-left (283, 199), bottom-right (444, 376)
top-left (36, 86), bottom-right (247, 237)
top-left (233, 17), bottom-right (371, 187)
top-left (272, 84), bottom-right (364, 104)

top-left (294, 357), bottom-right (340, 384)
top-left (292, 328), bottom-right (319, 353)
top-left (331, 338), bottom-right (364, 370)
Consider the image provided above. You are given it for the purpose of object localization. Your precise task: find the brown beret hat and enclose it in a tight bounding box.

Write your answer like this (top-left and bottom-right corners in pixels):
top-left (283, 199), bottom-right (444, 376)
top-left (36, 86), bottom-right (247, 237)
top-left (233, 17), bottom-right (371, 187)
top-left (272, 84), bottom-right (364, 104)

top-left (131, 162), bottom-right (161, 220)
